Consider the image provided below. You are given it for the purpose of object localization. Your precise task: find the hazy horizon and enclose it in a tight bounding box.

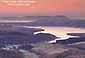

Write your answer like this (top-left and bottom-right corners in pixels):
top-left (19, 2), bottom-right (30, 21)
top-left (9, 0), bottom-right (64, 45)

top-left (0, 0), bottom-right (84, 19)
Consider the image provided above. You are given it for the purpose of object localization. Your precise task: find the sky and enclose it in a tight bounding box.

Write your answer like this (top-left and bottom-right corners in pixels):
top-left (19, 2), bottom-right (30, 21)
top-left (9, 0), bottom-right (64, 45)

top-left (0, 0), bottom-right (85, 17)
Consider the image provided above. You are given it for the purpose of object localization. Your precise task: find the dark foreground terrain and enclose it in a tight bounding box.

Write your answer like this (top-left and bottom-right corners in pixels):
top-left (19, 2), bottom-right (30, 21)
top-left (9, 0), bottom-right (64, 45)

top-left (0, 27), bottom-right (84, 58)
top-left (0, 42), bottom-right (85, 58)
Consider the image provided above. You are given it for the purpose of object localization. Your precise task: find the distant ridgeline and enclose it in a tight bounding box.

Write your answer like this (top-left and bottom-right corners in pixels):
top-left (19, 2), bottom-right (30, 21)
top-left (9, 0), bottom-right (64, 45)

top-left (0, 15), bottom-right (85, 28)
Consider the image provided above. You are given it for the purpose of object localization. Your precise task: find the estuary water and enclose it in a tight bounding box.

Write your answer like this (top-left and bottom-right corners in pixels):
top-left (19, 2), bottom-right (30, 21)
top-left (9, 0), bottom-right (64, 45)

top-left (20, 26), bottom-right (85, 39)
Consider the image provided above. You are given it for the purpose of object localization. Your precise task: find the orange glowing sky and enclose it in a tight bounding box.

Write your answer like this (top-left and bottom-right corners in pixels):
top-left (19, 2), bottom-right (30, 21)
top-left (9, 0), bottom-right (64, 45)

top-left (0, 0), bottom-right (85, 16)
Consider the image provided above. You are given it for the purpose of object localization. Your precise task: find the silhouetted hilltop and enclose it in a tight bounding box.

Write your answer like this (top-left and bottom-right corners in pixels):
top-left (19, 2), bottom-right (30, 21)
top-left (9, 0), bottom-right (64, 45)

top-left (0, 15), bottom-right (85, 27)
top-left (25, 16), bottom-right (85, 27)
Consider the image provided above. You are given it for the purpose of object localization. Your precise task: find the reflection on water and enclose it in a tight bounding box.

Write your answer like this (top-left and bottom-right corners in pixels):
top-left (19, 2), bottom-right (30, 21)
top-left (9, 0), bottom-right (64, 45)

top-left (20, 26), bottom-right (85, 38)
